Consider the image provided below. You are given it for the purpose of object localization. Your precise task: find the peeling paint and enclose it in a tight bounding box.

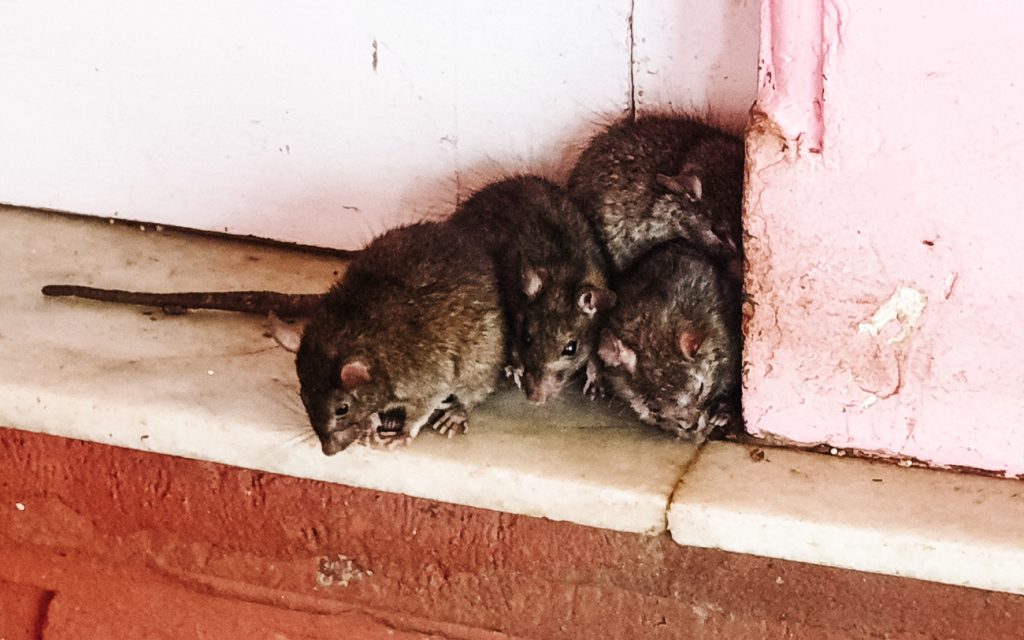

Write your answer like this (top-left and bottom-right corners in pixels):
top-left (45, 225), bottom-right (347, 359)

top-left (858, 286), bottom-right (927, 344)
top-left (315, 554), bottom-right (368, 588)
top-left (943, 272), bottom-right (958, 299)
top-left (754, 0), bottom-right (847, 155)
top-left (860, 394), bottom-right (879, 409)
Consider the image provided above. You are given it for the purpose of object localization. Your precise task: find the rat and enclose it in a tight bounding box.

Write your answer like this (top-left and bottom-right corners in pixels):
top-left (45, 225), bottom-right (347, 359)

top-left (595, 240), bottom-right (741, 442)
top-left (291, 220), bottom-right (506, 455)
top-left (447, 175), bottom-right (615, 404)
top-left (567, 114), bottom-right (744, 276)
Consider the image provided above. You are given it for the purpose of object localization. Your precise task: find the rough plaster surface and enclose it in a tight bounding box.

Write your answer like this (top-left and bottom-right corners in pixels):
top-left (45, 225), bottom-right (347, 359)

top-left (4, 428), bottom-right (1024, 640)
top-left (743, 0), bottom-right (1024, 475)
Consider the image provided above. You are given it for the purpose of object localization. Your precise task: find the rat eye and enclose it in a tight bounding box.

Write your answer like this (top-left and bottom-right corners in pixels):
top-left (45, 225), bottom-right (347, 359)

top-left (561, 340), bottom-right (578, 357)
top-left (523, 331), bottom-right (533, 347)
top-left (334, 403), bottom-right (349, 418)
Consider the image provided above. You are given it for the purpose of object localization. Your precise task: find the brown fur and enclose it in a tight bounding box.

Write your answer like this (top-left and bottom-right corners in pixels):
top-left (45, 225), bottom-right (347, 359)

top-left (448, 175), bottom-right (613, 404)
top-left (567, 114), bottom-right (744, 275)
top-left (597, 241), bottom-right (741, 442)
top-left (296, 222), bottom-right (505, 454)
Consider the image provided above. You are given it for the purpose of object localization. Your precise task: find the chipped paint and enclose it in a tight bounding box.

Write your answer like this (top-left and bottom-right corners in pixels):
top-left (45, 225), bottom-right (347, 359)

top-left (943, 272), bottom-right (958, 299)
top-left (858, 287), bottom-right (927, 344)
top-left (315, 554), bottom-right (368, 588)
top-left (755, 0), bottom-right (846, 154)
top-left (860, 394), bottom-right (879, 409)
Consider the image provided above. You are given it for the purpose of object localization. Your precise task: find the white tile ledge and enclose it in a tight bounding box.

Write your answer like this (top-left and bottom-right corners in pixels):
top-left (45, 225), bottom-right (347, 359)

top-left (0, 206), bottom-right (697, 536)
top-left (669, 442), bottom-right (1024, 596)
top-left (4, 206), bottom-right (1023, 596)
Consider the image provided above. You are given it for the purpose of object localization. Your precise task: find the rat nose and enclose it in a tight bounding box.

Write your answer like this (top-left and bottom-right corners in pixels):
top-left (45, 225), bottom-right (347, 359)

top-left (523, 373), bottom-right (546, 405)
top-left (321, 428), bottom-right (359, 456)
top-left (525, 372), bottom-right (562, 405)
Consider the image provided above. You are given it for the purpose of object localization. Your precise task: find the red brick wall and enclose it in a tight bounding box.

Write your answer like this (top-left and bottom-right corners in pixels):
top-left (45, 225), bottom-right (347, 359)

top-left (0, 579), bottom-right (50, 640)
top-left (2, 427), bottom-right (1022, 639)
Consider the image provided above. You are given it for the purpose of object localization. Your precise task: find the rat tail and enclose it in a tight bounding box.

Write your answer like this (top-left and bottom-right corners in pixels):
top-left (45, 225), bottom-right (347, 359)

top-left (41, 284), bottom-right (323, 318)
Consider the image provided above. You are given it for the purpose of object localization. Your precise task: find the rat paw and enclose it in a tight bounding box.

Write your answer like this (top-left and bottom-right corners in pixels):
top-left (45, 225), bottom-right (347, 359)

top-left (369, 429), bottom-right (412, 450)
top-left (583, 360), bottom-right (606, 399)
top-left (362, 412), bottom-right (411, 449)
top-left (709, 410), bottom-right (734, 429)
top-left (430, 404), bottom-right (469, 438)
top-left (705, 399), bottom-right (741, 435)
top-left (504, 365), bottom-right (524, 389)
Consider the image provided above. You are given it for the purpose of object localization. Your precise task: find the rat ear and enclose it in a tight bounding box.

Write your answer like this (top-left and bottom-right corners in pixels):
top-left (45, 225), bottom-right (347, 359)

top-left (339, 359), bottom-right (372, 390)
top-left (597, 330), bottom-right (636, 374)
top-left (677, 327), bottom-right (706, 360)
top-left (267, 311), bottom-right (303, 353)
top-left (577, 285), bottom-right (617, 317)
top-left (656, 170), bottom-right (703, 202)
top-left (522, 265), bottom-right (545, 300)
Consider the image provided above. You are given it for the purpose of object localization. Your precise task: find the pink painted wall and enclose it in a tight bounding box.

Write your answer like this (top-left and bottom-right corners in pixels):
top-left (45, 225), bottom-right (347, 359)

top-left (744, 0), bottom-right (1024, 476)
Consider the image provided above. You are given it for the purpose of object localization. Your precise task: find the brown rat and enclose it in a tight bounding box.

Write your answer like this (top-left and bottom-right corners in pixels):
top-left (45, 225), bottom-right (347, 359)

top-left (596, 240), bottom-right (741, 442)
top-left (567, 114), bottom-right (744, 276)
top-left (447, 175), bottom-right (615, 404)
top-left (294, 221), bottom-right (506, 455)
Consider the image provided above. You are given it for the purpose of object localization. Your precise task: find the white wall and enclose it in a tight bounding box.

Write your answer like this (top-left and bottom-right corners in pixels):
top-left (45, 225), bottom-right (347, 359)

top-left (634, 0), bottom-right (759, 134)
top-left (0, 0), bottom-right (758, 249)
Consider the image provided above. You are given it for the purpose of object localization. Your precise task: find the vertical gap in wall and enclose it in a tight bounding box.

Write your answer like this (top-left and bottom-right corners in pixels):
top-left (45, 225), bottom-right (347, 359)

top-left (451, 0), bottom-right (463, 208)
top-left (627, 0), bottom-right (637, 120)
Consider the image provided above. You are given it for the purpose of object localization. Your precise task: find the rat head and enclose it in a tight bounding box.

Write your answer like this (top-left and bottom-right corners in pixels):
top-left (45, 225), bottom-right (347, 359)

top-left (653, 136), bottom-right (744, 260)
top-left (516, 264), bottom-right (616, 404)
top-left (597, 320), bottom-right (721, 437)
top-left (295, 320), bottom-right (393, 456)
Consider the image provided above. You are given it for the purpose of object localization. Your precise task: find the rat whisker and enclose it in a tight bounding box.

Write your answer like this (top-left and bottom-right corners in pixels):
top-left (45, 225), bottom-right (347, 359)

top-left (279, 431), bottom-right (317, 447)
top-left (265, 392), bottom-right (307, 418)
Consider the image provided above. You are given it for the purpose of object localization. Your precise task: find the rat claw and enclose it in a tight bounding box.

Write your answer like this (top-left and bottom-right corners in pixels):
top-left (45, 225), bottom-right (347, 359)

top-left (369, 417), bottom-right (409, 450)
top-left (584, 360), bottom-right (605, 399)
top-left (371, 429), bottom-right (411, 450)
top-left (709, 412), bottom-right (731, 428)
top-left (430, 403), bottom-right (469, 438)
top-left (504, 365), bottom-right (524, 389)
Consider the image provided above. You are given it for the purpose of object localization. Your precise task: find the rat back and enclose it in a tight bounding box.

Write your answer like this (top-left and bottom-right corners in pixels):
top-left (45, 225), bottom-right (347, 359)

top-left (297, 221), bottom-right (505, 453)
top-left (448, 175), bottom-right (614, 403)
top-left (597, 241), bottom-right (741, 441)
top-left (568, 115), bottom-right (744, 273)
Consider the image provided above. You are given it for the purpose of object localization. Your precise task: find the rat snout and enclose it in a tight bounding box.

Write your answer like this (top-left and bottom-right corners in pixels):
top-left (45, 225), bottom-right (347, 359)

top-left (524, 371), bottom-right (563, 405)
top-left (661, 404), bottom-right (703, 437)
top-left (320, 427), bottom-right (361, 456)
